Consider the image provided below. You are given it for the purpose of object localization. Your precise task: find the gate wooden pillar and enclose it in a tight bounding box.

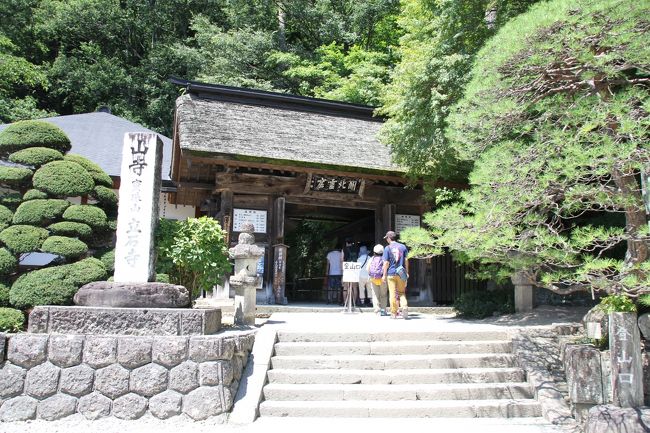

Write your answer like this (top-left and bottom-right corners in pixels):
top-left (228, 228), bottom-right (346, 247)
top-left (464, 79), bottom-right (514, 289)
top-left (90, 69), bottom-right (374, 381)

top-left (270, 196), bottom-right (287, 304)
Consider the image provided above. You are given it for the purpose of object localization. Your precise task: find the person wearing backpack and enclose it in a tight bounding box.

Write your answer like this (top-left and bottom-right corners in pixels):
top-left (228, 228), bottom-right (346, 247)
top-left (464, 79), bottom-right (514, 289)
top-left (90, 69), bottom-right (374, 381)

top-left (382, 231), bottom-right (409, 319)
top-left (367, 244), bottom-right (388, 315)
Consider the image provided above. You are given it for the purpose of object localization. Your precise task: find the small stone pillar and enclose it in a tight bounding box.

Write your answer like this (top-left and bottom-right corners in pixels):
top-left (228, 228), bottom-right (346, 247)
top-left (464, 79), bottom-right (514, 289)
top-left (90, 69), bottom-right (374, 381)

top-left (609, 312), bottom-right (643, 408)
top-left (229, 223), bottom-right (264, 326)
top-left (564, 344), bottom-right (605, 422)
top-left (511, 271), bottom-right (534, 312)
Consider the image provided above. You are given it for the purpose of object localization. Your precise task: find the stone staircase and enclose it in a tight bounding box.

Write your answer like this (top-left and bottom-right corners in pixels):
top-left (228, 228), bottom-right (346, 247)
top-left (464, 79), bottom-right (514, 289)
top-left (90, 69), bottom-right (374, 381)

top-left (258, 330), bottom-right (543, 418)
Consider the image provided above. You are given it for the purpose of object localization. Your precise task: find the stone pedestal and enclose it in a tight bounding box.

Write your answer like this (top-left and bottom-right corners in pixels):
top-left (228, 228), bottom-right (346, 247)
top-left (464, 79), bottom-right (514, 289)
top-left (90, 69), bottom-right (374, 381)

top-left (28, 306), bottom-right (221, 336)
top-left (512, 271), bottom-right (534, 312)
top-left (609, 312), bottom-right (643, 408)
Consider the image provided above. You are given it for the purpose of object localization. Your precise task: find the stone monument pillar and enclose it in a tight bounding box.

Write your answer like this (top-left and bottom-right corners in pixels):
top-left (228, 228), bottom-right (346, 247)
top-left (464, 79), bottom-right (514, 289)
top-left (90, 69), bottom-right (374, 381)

top-left (609, 312), bottom-right (643, 408)
top-left (114, 132), bottom-right (162, 282)
top-left (511, 270), bottom-right (534, 312)
top-left (229, 222), bottom-right (264, 326)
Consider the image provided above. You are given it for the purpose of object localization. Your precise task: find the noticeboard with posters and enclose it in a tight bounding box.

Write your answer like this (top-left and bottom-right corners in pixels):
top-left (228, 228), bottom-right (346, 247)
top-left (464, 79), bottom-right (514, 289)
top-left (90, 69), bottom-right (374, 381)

top-left (395, 214), bottom-right (420, 235)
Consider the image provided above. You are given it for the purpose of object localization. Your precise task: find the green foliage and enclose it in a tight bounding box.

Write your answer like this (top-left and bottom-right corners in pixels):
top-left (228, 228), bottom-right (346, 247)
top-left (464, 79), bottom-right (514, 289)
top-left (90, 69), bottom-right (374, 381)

top-left (41, 236), bottom-right (88, 259)
top-left (22, 189), bottom-right (49, 201)
top-left (453, 288), bottom-right (515, 319)
top-left (62, 205), bottom-right (107, 229)
top-left (9, 257), bottom-right (107, 309)
top-left (0, 247), bottom-right (17, 276)
top-left (0, 120), bottom-right (71, 154)
top-left (156, 217), bottom-right (231, 297)
top-left (47, 221), bottom-right (92, 239)
top-left (0, 192), bottom-right (22, 209)
top-left (599, 294), bottom-right (637, 314)
top-left (63, 154), bottom-right (113, 188)
top-left (414, 0), bottom-right (650, 296)
top-left (0, 225), bottom-right (49, 254)
top-left (8, 147), bottom-right (63, 167)
top-left (12, 199), bottom-right (70, 226)
top-left (91, 185), bottom-right (118, 209)
top-left (156, 273), bottom-right (170, 283)
top-left (0, 281), bottom-right (9, 307)
top-left (0, 205), bottom-right (12, 231)
top-left (32, 160), bottom-right (95, 197)
top-left (0, 308), bottom-right (24, 332)
top-left (0, 166), bottom-right (32, 187)
top-left (96, 248), bottom-right (115, 274)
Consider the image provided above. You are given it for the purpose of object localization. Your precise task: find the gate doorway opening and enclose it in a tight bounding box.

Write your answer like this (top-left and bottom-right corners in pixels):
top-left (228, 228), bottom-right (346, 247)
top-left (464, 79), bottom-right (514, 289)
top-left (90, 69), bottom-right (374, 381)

top-left (283, 203), bottom-right (374, 303)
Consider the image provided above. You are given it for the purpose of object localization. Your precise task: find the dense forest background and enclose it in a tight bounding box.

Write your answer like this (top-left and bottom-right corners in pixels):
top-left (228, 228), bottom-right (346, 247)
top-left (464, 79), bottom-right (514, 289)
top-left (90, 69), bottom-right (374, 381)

top-left (1, 0), bottom-right (537, 180)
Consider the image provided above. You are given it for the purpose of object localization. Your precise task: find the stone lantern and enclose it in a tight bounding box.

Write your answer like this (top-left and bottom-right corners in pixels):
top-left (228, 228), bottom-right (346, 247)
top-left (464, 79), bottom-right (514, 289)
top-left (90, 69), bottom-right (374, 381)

top-left (229, 222), bottom-right (264, 325)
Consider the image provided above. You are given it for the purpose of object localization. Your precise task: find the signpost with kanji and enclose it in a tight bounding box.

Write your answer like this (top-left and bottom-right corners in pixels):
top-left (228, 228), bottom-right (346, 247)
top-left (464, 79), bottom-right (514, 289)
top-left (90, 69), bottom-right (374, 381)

top-left (609, 312), bottom-right (643, 407)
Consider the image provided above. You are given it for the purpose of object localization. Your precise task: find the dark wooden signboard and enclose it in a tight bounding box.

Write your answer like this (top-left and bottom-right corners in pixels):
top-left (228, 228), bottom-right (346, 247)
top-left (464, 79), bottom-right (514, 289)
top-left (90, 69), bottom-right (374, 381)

top-left (308, 174), bottom-right (363, 194)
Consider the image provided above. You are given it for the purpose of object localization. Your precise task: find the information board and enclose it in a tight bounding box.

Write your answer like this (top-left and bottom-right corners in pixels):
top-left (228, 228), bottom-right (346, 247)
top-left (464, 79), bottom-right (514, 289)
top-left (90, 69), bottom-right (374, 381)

top-left (395, 214), bottom-right (420, 234)
top-left (342, 261), bottom-right (362, 283)
top-left (233, 208), bottom-right (267, 233)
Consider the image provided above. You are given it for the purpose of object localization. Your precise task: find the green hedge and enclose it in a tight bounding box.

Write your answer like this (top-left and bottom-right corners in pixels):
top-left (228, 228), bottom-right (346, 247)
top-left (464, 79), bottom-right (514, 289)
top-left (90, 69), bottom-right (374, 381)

top-left (0, 248), bottom-right (17, 276)
top-left (22, 189), bottom-right (49, 200)
top-left (33, 161), bottom-right (95, 197)
top-left (0, 192), bottom-right (22, 209)
top-left (8, 147), bottom-right (64, 167)
top-left (47, 221), bottom-right (92, 238)
top-left (0, 281), bottom-right (9, 307)
top-left (0, 166), bottom-right (32, 187)
top-left (64, 154), bottom-right (113, 188)
top-left (9, 257), bottom-right (107, 308)
top-left (91, 185), bottom-right (118, 209)
top-left (0, 225), bottom-right (49, 254)
top-left (12, 199), bottom-right (70, 226)
top-left (41, 236), bottom-right (88, 258)
top-left (63, 205), bottom-right (107, 229)
top-left (0, 308), bottom-right (24, 332)
top-left (0, 120), bottom-right (71, 154)
top-left (0, 205), bottom-right (12, 231)
top-left (453, 288), bottom-right (515, 319)
top-left (96, 248), bottom-right (115, 273)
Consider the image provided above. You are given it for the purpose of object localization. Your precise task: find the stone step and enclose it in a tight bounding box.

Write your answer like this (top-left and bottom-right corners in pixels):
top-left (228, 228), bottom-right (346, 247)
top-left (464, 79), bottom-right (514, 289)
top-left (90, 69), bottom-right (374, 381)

top-left (277, 330), bottom-right (512, 343)
top-left (263, 382), bottom-right (534, 401)
top-left (258, 399), bottom-right (543, 418)
top-left (270, 353), bottom-right (517, 370)
top-left (273, 340), bottom-right (512, 356)
top-left (267, 367), bottom-right (526, 385)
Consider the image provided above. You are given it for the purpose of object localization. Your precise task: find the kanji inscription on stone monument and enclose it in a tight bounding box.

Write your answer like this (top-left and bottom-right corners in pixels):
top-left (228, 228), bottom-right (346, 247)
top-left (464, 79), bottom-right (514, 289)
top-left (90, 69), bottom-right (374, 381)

top-left (609, 312), bottom-right (643, 408)
top-left (114, 133), bottom-right (163, 282)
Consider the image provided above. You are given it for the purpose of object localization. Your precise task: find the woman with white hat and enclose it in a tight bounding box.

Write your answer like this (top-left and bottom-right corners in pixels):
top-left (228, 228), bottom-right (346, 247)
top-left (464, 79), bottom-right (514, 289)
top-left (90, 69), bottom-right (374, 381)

top-left (366, 244), bottom-right (388, 315)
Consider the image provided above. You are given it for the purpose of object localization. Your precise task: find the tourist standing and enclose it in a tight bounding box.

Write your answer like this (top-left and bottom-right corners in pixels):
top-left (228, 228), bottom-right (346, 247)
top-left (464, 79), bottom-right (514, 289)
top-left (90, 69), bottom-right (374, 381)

top-left (325, 242), bottom-right (344, 304)
top-left (382, 231), bottom-right (409, 319)
top-left (356, 245), bottom-right (371, 306)
top-left (367, 244), bottom-right (388, 315)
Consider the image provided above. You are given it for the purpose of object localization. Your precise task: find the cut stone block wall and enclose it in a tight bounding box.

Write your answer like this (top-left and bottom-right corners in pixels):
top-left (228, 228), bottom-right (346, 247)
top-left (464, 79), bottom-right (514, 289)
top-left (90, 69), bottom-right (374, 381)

top-left (0, 331), bottom-right (255, 422)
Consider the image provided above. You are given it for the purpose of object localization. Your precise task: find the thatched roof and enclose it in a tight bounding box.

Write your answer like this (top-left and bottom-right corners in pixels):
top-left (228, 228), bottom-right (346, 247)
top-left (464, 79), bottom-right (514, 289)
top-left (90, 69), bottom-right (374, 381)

top-left (174, 89), bottom-right (402, 174)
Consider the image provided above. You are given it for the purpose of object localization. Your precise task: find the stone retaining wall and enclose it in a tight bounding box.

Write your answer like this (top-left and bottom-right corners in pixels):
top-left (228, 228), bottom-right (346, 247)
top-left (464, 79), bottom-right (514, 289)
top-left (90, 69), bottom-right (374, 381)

top-left (0, 331), bottom-right (255, 422)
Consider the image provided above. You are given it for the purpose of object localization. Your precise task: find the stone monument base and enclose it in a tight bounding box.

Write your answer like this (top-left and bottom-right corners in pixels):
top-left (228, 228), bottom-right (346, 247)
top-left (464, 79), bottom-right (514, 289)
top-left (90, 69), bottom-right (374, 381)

top-left (28, 306), bottom-right (221, 336)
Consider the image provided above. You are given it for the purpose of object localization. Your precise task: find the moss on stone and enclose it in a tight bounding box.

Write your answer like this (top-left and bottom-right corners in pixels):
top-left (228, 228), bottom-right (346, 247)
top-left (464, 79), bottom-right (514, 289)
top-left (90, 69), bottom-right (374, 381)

top-left (0, 247), bottom-right (17, 276)
top-left (41, 236), bottom-right (88, 258)
top-left (62, 205), bottom-right (107, 229)
top-left (47, 221), bottom-right (93, 238)
top-left (64, 154), bottom-right (113, 188)
top-left (0, 225), bottom-right (49, 254)
top-left (0, 120), bottom-right (71, 154)
top-left (22, 189), bottom-right (49, 201)
top-left (0, 166), bottom-right (33, 187)
top-left (12, 199), bottom-right (70, 226)
top-left (0, 308), bottom-right (24, 332)
top-left (33, 160), bottom-right (95, 197)
top-left (8, 147), bottom-right (64, 167)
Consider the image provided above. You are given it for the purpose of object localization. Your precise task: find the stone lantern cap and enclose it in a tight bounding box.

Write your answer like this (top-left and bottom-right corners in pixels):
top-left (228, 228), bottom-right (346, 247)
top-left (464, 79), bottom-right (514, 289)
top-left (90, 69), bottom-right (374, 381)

top-left (229, 222), bottom-right (264, 260)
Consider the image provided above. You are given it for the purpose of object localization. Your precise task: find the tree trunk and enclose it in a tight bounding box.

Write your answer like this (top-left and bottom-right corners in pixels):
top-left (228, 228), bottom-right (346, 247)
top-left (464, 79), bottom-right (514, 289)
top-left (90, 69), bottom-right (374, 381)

top-left (277, 1), bottom-right (287, 51)
top-left (612, 167), bottom-right (649, 270)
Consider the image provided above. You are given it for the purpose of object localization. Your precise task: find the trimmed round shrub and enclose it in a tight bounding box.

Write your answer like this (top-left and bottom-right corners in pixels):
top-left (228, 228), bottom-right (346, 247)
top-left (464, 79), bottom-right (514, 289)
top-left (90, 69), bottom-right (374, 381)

top-left (0, 205), bottom-right (12, 231)
top-left (96, 248), bottom-right (115, 274)
top-left (107, 219), bottom-right (117, 231)
top-left (0, 166), bottom-right (32, 186)
top-left (0, 120), bottom-right (71, 154)
top-left (1, 192), bottom-right (22, 209)
top-left (8, 147), bottom-right (64, 167)
top-left (32, 160), bottom-right (94, 197)
top-left (63, 205), bottom-right (107, 229)
top-left (0, 248), bottom-right (17, 276)
top-left (91, 185), bottom-right (118, 210)
top-left (0, 308), bottom-right (24, 332)
top-left (12, 199), bottom-right (70, 226)
top-left (0, 281), bottom-right (9, 307)
top-left (22, 189), bottom-right (49, 200)
top-left (48, 221), bottom-right (92, 238)
top-left (41, 236), bottom-right (88, 258)
top-left (64, 154), bottom-right (113, 188)
top-left (9, 257), bottom-right (107, 308)
top-left (0, 225), bottom-right (49, 254)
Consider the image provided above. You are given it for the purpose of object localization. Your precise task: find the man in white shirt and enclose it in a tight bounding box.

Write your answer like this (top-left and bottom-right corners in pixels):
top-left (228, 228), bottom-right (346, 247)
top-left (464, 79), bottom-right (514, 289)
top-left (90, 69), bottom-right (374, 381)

top-left (325, 242), bottom-right (343, 304)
